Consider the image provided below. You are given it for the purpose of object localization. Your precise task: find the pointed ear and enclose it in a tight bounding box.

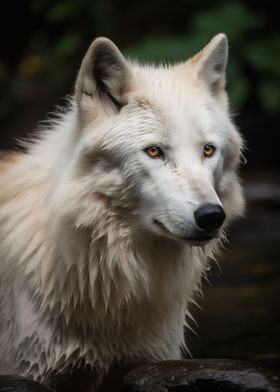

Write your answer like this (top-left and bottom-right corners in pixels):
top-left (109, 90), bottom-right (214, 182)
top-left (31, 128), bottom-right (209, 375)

top-left (75, 37), bottom-right (133, 113)
top-left (192, 34), bottom-right (228, 95)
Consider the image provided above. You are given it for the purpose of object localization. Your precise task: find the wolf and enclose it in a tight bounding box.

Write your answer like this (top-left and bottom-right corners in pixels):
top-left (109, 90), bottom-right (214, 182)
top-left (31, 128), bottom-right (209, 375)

top-left (0, 34), bottom-right (244, 389)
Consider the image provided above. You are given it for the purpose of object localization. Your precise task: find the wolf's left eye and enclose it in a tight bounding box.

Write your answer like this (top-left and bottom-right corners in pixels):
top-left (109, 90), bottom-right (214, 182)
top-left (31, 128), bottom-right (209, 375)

top-left (203, 144), bottom-right (216, 158)
top-left (144, 146), bottom-right (164, 159)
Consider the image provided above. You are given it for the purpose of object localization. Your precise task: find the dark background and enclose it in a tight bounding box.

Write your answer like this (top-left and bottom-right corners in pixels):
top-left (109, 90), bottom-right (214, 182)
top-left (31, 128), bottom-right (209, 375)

top-left (0, 0), bottom-right (279, 371)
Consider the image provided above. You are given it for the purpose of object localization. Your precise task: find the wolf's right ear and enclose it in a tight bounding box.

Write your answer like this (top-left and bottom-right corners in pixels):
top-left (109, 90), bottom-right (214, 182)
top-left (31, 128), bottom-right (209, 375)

top-left (75, 37), bottom-right (133, 115)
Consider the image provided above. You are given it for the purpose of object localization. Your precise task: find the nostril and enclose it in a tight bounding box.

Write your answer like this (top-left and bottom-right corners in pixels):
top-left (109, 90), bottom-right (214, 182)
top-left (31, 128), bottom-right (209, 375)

top-left (194, 203), bottom-right (226, 231)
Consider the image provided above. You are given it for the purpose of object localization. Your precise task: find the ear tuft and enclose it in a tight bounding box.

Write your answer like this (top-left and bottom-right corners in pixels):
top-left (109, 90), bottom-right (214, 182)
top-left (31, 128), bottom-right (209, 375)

top-left (75, 37), bottom-right (132, 112)
top-left (193, 34), bottom-right (228, 94)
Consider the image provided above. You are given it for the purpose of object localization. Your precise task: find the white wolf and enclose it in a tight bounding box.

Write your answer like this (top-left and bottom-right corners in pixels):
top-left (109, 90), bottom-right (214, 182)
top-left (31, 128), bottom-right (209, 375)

top-left (0, 34), bottom-right (244, 388)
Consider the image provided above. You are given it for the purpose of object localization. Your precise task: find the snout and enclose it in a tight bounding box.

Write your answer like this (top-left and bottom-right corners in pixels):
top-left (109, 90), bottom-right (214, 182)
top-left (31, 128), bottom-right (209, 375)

top-left (152, 202), bottom-right (226, 246)
top-left (194, 203), bottom-right (226, 232)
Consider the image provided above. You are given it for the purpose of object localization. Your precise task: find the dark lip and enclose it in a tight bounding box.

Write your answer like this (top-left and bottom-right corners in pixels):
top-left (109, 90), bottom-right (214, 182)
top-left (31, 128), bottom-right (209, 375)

top-left (153, 219), bottom-right (217, 243)
top-left (153, 219), bottom-right (170, 233)
top-left (183, 234), bottom-right (215, 242)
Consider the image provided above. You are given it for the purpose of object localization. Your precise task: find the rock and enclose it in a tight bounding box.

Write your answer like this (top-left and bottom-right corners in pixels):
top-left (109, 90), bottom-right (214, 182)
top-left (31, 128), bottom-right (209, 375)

top-left (122, 359), bottom-right (280, 392)
top-left (0, 375), bottom-right (55, 392)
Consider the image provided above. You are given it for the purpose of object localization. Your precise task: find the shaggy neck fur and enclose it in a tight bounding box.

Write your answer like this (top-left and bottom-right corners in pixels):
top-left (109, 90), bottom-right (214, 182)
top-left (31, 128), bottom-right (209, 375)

top-left (0, 34), bottom-right (244, 388)
top-left (0, 109), bottom-right (212, 383)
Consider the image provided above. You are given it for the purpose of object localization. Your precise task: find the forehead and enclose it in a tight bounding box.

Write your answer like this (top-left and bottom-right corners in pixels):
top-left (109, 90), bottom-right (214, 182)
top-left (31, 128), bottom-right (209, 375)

top-left (126, 67), bottom-right (224, 143)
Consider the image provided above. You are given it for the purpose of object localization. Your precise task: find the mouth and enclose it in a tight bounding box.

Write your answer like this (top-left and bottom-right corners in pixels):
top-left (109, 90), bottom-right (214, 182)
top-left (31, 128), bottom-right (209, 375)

top-left (153, 219), bottom-right (171, 234)
top-left (153, 219), bottom-right (217, 246)
top-left (182, 235), bottom-right (215, 246)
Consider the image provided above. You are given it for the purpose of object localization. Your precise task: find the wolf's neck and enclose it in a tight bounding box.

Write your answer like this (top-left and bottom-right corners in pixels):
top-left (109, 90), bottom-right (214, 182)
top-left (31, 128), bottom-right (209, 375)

top-left (41, 211), bottom-right (185, 319)
top-left (0, 133), bottom-right (207, 333)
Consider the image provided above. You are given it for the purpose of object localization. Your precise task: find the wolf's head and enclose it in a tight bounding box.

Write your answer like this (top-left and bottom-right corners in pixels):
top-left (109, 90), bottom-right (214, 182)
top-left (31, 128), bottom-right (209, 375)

top-left (59, 34), bottom-right (244, 248)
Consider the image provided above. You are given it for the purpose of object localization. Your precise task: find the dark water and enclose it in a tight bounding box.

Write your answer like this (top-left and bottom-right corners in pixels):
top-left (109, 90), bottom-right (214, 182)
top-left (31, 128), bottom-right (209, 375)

top-left (189, 172), bottom-right (280, 371)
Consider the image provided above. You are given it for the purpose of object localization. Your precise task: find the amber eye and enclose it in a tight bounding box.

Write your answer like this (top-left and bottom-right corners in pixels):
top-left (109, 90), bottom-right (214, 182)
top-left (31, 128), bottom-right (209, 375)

top-left (145, 146), bottom-right (164, 159)
top-left (203, 143), bottom-right (216, 158)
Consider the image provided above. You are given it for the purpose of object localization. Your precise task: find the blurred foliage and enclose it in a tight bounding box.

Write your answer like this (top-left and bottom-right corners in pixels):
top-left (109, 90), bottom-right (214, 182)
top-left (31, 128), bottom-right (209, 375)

top-left (0, 0), bottom-right (279, 116)
top-left (125, 2), bottom-right (280, 113)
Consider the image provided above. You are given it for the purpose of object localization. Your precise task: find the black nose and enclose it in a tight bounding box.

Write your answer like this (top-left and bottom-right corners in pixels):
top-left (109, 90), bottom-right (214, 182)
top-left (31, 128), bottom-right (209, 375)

top-left (194, 203), bottom-right (226, 231)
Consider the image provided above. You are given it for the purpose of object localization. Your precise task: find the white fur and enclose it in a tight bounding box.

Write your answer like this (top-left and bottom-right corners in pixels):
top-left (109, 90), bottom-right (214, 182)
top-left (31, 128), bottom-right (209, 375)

top-left (0, 34), bottom-right (244, 386)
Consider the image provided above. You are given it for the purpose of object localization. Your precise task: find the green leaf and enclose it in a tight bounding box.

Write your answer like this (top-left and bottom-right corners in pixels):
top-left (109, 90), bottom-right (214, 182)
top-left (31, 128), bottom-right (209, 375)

top-left (258, 79), bottom-right (280, 114)
top-left (125, 35), bottom-right (207, 63)
top-left (45, 2), bottom-right (77, 23)
top-left (189, 2), bottom-right (263, 43)
top-left (245, 37), bottom-right (280, 75)
top-left (227, 59), bottom-right (249, 111)
top-left (48, 33), bottom-right (82, 59)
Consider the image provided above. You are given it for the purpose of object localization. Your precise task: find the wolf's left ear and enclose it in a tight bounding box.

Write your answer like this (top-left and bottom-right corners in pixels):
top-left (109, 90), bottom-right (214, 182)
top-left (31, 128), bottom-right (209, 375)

top-left (193, 34), bottom-right (228, 95)
top-left (75, 37), bottom-right (133, 114)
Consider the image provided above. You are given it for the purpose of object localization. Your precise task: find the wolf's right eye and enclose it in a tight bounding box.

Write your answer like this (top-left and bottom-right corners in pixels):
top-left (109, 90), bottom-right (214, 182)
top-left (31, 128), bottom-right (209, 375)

top-left (144, 146), bottom-right (164, 159)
